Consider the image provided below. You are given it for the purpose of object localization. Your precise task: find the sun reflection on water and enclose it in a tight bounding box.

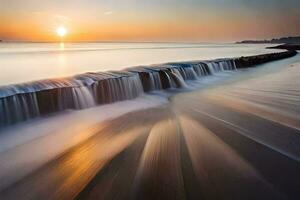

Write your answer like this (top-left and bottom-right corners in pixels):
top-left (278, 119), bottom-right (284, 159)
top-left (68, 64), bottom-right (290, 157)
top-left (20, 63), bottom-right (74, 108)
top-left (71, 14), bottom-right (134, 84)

top-left (59, 42), bottom-right (65, 51)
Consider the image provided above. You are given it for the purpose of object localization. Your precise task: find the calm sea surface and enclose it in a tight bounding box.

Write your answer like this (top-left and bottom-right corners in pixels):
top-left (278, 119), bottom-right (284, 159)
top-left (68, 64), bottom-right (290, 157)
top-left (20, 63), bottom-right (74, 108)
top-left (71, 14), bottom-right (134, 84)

top-left (0, 42), bottom-right (280, 85)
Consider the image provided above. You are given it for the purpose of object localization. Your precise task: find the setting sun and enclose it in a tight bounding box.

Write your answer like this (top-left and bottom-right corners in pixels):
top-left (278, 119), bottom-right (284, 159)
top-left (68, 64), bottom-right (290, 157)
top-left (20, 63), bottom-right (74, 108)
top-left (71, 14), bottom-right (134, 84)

top-left (56, 26), bottom-right (67, 38)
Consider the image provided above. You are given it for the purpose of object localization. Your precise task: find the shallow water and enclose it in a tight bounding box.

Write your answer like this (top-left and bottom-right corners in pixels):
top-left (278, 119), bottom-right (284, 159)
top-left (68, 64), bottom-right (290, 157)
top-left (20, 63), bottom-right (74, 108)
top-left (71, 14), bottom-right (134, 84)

top-left (0, 43), bottom-right (299, 199)
top-left (0, 55), bottom-right (299, 199)
top-left (0, 42), bottom-right (280, 85)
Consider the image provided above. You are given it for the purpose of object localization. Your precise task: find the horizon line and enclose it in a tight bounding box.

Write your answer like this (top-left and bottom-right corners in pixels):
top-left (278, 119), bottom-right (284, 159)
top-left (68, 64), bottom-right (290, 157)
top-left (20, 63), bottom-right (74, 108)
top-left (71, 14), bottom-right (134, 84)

top-left (1, 35), bottom-right (299, 44)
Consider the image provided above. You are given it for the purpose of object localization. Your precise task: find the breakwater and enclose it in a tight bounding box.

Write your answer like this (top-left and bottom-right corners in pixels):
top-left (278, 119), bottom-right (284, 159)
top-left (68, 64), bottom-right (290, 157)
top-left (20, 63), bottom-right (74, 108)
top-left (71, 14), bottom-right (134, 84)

top-left (234, 50), bottom-right (297, 68)
top-left (0, 50), bottom-right (296, 127)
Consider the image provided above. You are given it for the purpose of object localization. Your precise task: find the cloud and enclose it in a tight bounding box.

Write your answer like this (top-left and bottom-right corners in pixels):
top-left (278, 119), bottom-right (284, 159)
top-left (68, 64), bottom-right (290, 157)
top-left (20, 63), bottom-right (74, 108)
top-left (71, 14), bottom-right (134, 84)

top-left (54, 14), bottom-right (72, 22)
top-left (31, 12), bottom-right (71, 22)
top-left (104, 11), bottom-right (113, 15)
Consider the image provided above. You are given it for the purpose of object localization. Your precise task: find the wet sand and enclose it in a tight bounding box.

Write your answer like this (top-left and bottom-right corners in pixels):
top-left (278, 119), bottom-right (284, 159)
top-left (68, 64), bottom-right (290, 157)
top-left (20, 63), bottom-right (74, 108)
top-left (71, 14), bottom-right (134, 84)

top-left (0, 60), bottom-right (299, 200)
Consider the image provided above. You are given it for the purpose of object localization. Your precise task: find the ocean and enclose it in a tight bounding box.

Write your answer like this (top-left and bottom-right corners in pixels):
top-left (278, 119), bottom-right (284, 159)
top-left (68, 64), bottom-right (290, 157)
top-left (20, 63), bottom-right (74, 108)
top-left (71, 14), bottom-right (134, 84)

top-left (0, 42), bottom-right (280, 85)
top-left (0, 42), bottom-right (299, 199)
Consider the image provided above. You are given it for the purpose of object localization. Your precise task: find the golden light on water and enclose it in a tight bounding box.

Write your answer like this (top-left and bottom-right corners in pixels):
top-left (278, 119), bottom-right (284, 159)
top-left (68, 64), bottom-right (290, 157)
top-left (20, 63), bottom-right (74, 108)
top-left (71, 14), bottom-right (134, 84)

top-left (59, 42), bottom-right (65, 50)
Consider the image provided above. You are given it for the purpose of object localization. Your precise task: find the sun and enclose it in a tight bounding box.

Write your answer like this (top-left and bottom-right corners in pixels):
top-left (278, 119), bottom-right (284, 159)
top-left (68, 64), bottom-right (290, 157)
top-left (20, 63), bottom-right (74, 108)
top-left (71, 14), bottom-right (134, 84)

top-left (56, 26), bottom-right (67, 38)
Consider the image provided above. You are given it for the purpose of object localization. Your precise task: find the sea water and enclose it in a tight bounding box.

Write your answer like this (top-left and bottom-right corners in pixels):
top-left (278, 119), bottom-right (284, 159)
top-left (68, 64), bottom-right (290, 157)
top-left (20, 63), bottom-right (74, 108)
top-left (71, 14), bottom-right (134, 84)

top-left (0, 42), bottom-right (280, 85)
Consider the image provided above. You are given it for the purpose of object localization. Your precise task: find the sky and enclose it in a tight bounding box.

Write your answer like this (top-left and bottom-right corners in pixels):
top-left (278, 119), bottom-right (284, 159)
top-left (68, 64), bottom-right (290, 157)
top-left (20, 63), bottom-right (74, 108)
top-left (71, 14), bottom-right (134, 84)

top-left (0, 0), bottom-right (299, 42)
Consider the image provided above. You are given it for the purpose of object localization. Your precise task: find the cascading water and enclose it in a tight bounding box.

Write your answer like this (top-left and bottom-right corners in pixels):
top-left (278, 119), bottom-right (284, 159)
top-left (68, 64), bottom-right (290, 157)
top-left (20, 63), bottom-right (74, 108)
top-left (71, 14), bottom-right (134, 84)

top-left (151, 72), bottom-right (163, 91)
top-left (170, 72), bottom-right (187, 88)
top-left (169, 68), bottom-right (187, 88)
top-left (204, 59), bottom-right (237, 74)
top-left (0, 58), bottom-right (238, 127)
top-left (72, 87), bottom-right (95, 109)
top-left (193, 63), bottom-right (210, 76)
top-left (183, 67), bottom-right (198, 80)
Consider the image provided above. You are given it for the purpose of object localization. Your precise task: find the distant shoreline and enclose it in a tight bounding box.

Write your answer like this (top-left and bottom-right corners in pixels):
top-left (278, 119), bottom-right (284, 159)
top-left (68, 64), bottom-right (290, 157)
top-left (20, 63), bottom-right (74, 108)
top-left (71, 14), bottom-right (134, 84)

top-left (236, 36), bottom-right (300, 50)
top-left (237, 36), bottom-right (300, 44)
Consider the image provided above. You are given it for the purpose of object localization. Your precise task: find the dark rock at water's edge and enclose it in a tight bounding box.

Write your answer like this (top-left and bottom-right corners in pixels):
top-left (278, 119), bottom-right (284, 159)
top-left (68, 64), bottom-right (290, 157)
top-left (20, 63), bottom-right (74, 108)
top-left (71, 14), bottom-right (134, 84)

top-left (237, 36), bottom-right (300, 44)
top-left (267, 44), bottom-right (300, 51)
top-left (234, 50), bottom-right (297, 68)
top-left (0, 50), bottom-right (297, 127)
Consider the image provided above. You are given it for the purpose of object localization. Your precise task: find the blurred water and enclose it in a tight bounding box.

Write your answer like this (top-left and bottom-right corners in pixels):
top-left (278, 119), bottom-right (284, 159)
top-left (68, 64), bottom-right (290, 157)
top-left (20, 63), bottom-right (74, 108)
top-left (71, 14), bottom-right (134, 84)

top-left (0, 57), bottom-right (299, 199)
top-left (0, 44), bottom-right (299, 199)
top-left (0, 42), bottom-right (280, 85)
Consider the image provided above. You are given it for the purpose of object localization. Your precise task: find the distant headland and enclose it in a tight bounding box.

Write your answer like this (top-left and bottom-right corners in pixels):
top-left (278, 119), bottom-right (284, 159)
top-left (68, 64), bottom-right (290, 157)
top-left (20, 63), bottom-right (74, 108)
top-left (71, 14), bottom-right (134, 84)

top-left (237, 36), bottom-right (300, 50)
top-left (237, 36), bottom-right (300, 44)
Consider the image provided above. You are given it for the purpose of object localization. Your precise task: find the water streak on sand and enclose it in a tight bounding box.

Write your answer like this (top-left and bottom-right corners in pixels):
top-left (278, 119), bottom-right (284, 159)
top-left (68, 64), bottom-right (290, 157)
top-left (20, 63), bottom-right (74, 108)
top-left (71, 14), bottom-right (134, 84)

top-left (0, 51), bottom-right (299, 200)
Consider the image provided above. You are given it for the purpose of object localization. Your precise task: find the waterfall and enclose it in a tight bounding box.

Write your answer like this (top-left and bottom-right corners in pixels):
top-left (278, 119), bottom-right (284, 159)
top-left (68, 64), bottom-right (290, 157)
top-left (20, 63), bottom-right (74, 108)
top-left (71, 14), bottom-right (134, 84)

top-left (170, 72), bottom-right (187, 88)
top-left (91, 74), bottom-right (144, 104)
top-left (158, 70), bottom-right (174, 89)
top-left (206, 62), bottom-right (216, 74)
top-left (218, 60), bottom-right (237, 71)
top-left (232, 60), bottom-right (237, 70)
top-left (72, 87), bottom-right (95, 109)
top-left (0, 93), bottom-right (40, 126)
top-left (193, 63), bottom-right (210, 76)
top-left (204, 59), bottom-right (237, 74)
top-left (184, 67), bottom-right (198, 80)
top-left (152, 72), bottom-right (163, 91)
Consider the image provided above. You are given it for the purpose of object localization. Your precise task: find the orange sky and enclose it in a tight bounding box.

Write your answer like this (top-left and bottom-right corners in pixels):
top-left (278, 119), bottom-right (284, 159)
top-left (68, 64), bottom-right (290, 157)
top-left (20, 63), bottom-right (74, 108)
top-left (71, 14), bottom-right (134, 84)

top-left (1, 0), bottom-right (299, 42)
